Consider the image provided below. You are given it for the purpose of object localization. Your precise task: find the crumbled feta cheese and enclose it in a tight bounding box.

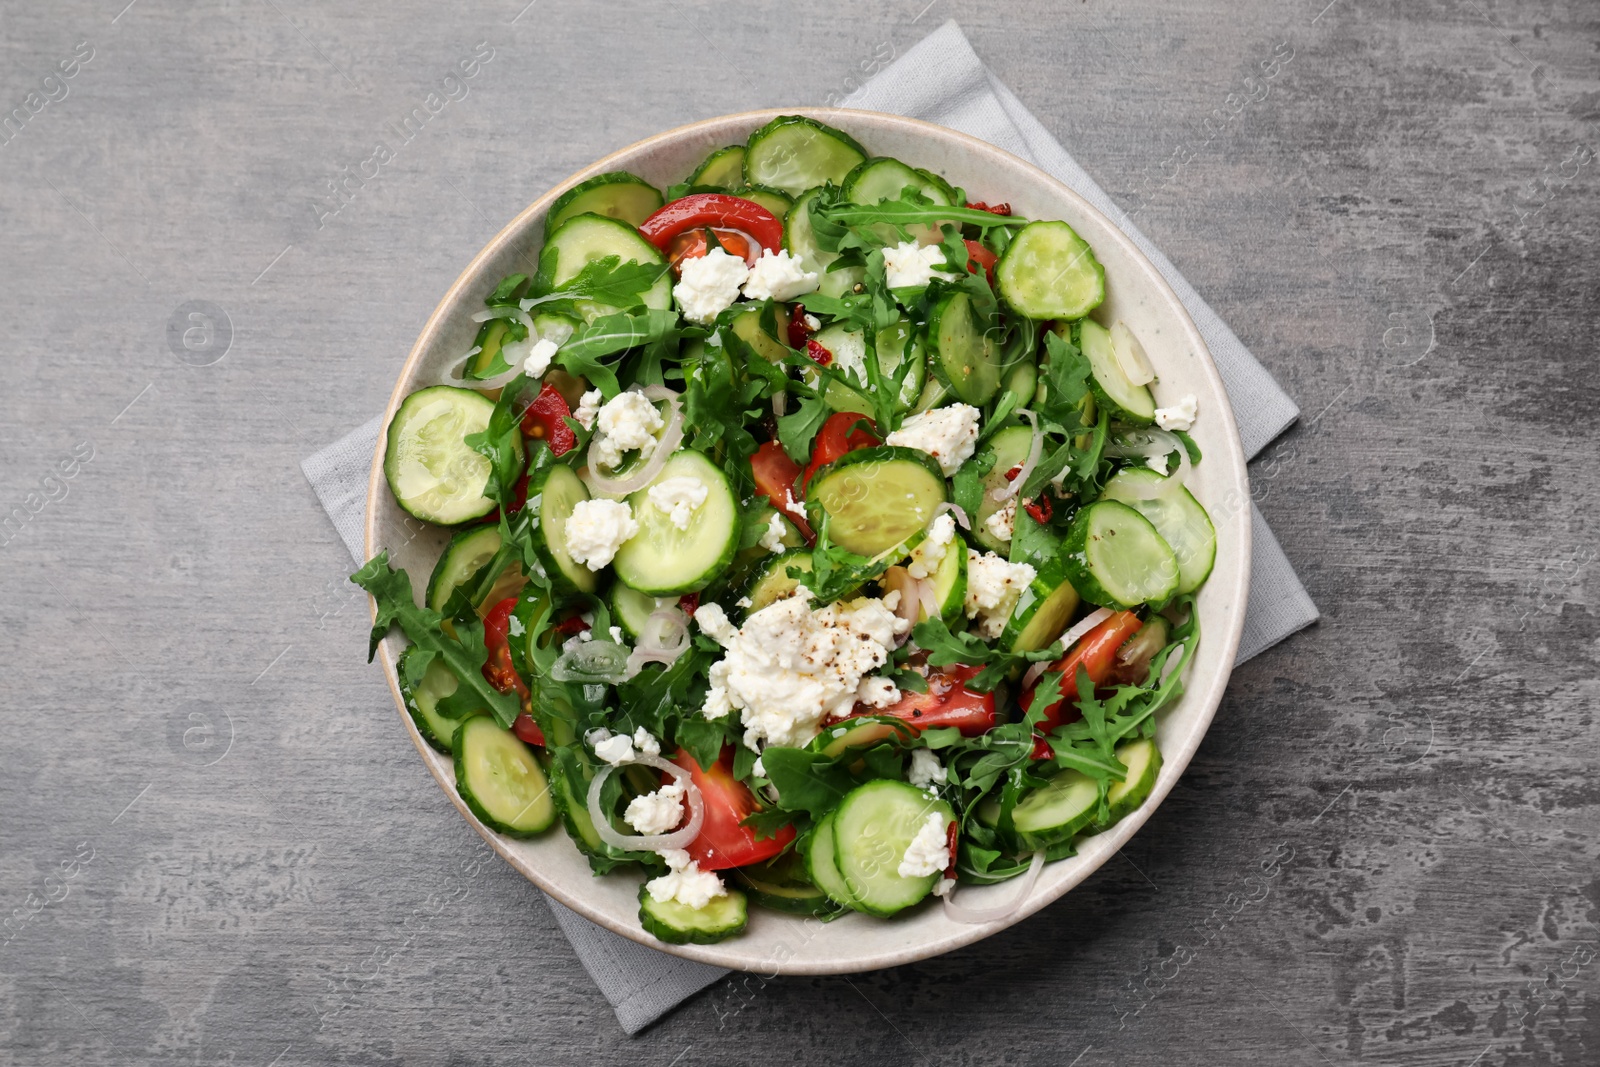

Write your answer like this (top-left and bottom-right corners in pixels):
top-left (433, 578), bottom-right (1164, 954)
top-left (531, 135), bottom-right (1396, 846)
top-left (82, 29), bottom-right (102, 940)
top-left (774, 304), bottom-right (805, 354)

top-left (898, 811), bottom-right (952, 878)
top-left (964, 550), bottom-right (1036, 639)
top-left (646, 849), bottom-right (727, 910)
top-left (909, 748), bottom-right (948, 790)
top-left (520, 336), bottom-right (559, 379)
top-left (674, 247), bottom-right (749, 324)
top-left (984, 497), bottom-right (1017, 543)
top-left (574, 388), bottom-right (603, 431)
top-left (564, 498), bottom-right (638, 571)
top-left (610, 625), bottom-right (625, 644)
top-left (759, 512), bottom-right (787, 553)
top-left (694, 602), bottom-right (738, 646)
top-left (735, 595), bottom-right (752, 609)
top-left (631, 727), bottom-right (660, 757)
top-left (886, 404), bottom-right (981, 476)
top-left (507, 614), bottom-right (525, 637)
top-left (803, 313), bottom-right (821, 331)
top-left (1146, 454), bottom-right (1169, 475)
top-left (906, 513), bottom-right (957, 580)
top-left (881, 590), bottom-right (901, 612)
top-left (590, 730), bottom-right (635, 766)
top-left (646, 475), bottom-right (708, 531)
top-left (856, 675), bottom-right (902, 708)
top-left (933, 876), bottom-right (956, 897)
top-left (752, 756), bottom-right (766, 777)
top-left (882, 241), bottom-right (958, 290)
top-left (741, 248), bottom-right (819, 302)
top-left (624, 780), bottom-right (685, 835)
top-left (591, 391), bottom-right (665, 470)
top-left (1154, 393), bottom-right (1198, 432)
top-left (562, 632), bottom-right (589, 654)
top-left (698, 587), bottom-right (909, 750)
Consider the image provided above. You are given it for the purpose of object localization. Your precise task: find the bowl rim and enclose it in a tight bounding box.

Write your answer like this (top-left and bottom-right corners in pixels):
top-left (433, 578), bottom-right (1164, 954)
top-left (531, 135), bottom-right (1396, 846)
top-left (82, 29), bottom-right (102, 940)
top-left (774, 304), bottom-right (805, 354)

top-left (363, 106), bottom-right (1252, 974)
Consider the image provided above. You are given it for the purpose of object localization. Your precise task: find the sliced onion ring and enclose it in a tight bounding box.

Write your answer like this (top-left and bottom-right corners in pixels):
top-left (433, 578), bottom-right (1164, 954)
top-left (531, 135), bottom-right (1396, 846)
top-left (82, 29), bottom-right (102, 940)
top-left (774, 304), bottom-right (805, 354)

top-left (1022, 607), bottom-right (1113, 689)
top-left (586, 753), bottom-right (706, 852)
top-left (772, 389), bottom-right (788, 417)
top-left (584, 384), bottom-right (685, 498)
top-left (943, 850), bottom-right (1046, 924)
top-left (1111, 321), bottom-right (1156, 386)
top-left (884, 566), bottom-right (920, 642)
top-left (624, 607), bottom-right (692, 678)
top-left (989, 409), bottom-right (1041, 503)
top-left (932, 501), bottom-right (971, 531)
top-left (1104, 427), bottom-right (1190, 494)
top-left (916, 577), bottom-right (939, 622)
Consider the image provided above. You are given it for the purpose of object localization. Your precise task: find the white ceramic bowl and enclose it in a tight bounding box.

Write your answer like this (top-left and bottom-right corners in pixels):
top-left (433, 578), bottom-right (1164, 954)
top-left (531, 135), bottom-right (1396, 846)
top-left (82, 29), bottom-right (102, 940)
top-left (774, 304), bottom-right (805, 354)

top-left (365, 108), bottom-right (1251, 975)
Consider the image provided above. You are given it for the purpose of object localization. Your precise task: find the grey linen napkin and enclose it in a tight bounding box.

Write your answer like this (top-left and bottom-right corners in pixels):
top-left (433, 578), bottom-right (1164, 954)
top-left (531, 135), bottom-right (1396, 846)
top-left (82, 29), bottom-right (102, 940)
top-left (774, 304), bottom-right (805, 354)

top-left (301, 18), bottom-right (1318, 1033)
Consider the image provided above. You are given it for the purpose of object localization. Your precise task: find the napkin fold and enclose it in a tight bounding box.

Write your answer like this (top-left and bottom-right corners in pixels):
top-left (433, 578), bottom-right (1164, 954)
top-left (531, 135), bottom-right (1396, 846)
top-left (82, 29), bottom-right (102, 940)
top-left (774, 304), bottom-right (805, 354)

top-left (302, 18), bottom-right (1317, 1033)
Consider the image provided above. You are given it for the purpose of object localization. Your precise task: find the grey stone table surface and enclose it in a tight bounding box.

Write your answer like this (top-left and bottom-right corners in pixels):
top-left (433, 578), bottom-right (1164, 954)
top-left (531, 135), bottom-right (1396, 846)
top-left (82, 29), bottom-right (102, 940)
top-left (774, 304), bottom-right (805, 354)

top-left (1, 0), bottom-right (1595, 1063)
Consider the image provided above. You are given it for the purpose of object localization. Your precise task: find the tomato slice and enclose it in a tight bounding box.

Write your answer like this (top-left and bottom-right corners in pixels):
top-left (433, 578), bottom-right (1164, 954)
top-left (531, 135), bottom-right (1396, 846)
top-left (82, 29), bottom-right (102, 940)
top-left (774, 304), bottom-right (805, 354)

top-left (639, 194), bottom-right (783, 257)
top-left (511, 712), bottom-right (545, 747)
top-left (751, 440), bottom-right (813, 540)
top-left (964, 238), bottom-right (999, 281)
top-left (481, 597), bottom-right (529, 700)
top-left (520, 382), bottom-right (577, 457)
top-left (837, 664), bottom-right (996, 736)
top-left (801, 412), bottom-right (879, 489)
top-left (670, 747), bottom-right (795, 871)
top-left (1022, 610), bottom-right (1144, 739)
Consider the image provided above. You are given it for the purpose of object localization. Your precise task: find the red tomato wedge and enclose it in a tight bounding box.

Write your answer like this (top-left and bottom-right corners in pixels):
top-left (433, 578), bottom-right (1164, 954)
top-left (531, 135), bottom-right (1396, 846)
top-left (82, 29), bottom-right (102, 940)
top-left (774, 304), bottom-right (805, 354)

top-left (667, 227), bottom-right (755, 273)
top-left (751, 440), bottom-right (813, 540)
top-left (519, 382), bottom-right (577, 457)
top-left (511, 712), bottom-right (545, 747)
top-left (1023, 610), bottom-right (1144, 756)
top-left (670, 747), bottom-right (795, 871)
top-left (836, 664), bottom-right (996, 736)
top-left (802, 412), bottom-right (879, 489)
top-left (481, 597), bottom-right (529, 700)
top-left (638, 194), bottom-right (783, 258)
top-left (964, 238), bottom-right (999, 280)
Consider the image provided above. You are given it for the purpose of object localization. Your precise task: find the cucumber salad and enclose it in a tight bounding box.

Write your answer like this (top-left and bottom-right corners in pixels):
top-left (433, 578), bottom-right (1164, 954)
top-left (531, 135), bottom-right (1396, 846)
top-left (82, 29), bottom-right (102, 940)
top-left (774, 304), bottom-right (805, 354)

top-left (354, 115), bottom-right (1218, 946)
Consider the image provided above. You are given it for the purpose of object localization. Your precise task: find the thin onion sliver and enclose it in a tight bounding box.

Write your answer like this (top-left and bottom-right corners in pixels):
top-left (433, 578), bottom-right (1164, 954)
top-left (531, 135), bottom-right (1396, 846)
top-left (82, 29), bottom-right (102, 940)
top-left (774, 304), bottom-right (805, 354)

top-left (586, 754), bottom-right (706, 852)
top-left (1022, 607), bottom-right (1113, 689)
top-left (585, 385), bottom-right (685, 498)
top-left (990, 410), bottom-right (1041, 503)
top-left (942, 850), bottom-right (1046, 924)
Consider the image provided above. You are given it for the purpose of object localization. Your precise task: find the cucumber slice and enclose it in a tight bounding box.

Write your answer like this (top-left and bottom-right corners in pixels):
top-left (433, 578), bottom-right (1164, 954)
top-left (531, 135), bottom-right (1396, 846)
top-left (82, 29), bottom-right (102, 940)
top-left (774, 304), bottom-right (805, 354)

top-left (609, 582), bottom-right (674, 639)
top-left (1100, 468), bottom-right (1216, 594)
top-left (744, 115), bottom-right (867, 197)
top-left (1061, 500), bottom-right (1180, 609)
top-left (689, 145), bottom-right (746, 189)
top-left (929, 290), bottom-right (1002, 406)
top-left (814, 716), bottom-right (915, 759)
top-left (1103, 737), bottom-right (1162, 824)
top-left (1010, 767), bottom-right (1099, 850)
top-left (526, 463), bottom-right (598, 595)
top-left (805, 446), bottom-right (947, 558)
top-left (728, 304), bottom-right (791, 365)
top-left (426, 525), bottom-right (503, 613)
top-left (995, 219), bottom-right (1106, 320)
top-left (531, 311), bottom-right (580, 347)
top-left (1002, 359), bottom-right (1038, 416)
top-left (453, 717), bottom-right (556, 837)
top-left (545, 171), bottom-right (664, 237)
top-left (922, 532), bottom-right (967, 623)
top-left (804, 811), bottom-right (858, 909)
top-left (806, 320), bottom-right (924, 413)
top-left (743, 550), bottom-right (813, 615)
top-left (733, 852), bottom-right (842, 917)
top-left (466, 317), bottom-right (520, 378)
top-left (399, 648), bottom-right (485, 754)
top-left (971, 425), bottom-right (1035, 552)
top-left (612, 450), bottom-right (740, 596)
top-left (538, 213), bottom-right (672, 318)
top-left (785, 187), bottom-right (864, 299)
top-left (639, 883), bottom-right (749, 944)
top-left (734, 185), bottom-right (793, 219)
top-left (1001, 572), bottom-right (1082, 654)
top-left (1079, 319), bottom-right (1156, 425)
top-left (911, 375), bottom-right (953, 414)
top-left (384, 386), bottom-right (511, 526)
top-left (832, 780), bottom-right (954, 917)
top-left (842, 156), bottom-right (954, 206)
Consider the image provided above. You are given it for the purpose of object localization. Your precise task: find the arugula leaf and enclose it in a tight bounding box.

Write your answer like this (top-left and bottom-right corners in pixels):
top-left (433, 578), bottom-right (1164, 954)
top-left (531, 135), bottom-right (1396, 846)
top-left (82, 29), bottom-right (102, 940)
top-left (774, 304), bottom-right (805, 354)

top-left (555, 310), bottom-right (682, 396)
top-left (350, 553), bottom-right (522, 728)
top-left (760, 747), bottom-right (857, 817)
top-left (952, 449), bottom-right (996, 520)
top-left (523, 255), bottom-right (668, 317)
top-left (777, 394), bottom-right (830, 464)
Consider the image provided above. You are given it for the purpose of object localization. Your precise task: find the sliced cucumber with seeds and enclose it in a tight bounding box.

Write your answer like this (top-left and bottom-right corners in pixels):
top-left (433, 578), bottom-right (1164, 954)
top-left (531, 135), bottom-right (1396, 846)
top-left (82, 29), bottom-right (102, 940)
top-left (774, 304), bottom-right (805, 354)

top-left (1079, 318), bottom-right (1155, 425)
top-left (1061, 500), bottom-right (1180, 609)
top-left (728, 304), bottom-right (792, 365)
top-left (806, 320), bottom-right (925, 414)
top-left (744, 115), bottom-right (867, 197)
top-left (1100, 468), bottom-right (1216, 594)
top-left (832, 780), bottom-right (953, 917)
top-left (1103, 736), bottom-right (1162, 825)
top-left (689, 145), bottom-right (746, 189)
top-left (638, 884), bottom-right (749, 944)
top-left (929, 290), bottom-right (1002, 406)
top-left (785, 187), bottom-right (864, 299)
top-left (399, 648), bottom-right (485, 754)
top-left (743, 550), bottom-right (813, 615)
top-left (841, 157), bottom-right (953, 244)
top-left (384, 386), bottom-right (511, 526)
top-left (971, 425), bottom-right (1035, 553)
top-left (537, 213), bottom-right (672, 319)
top-left (995, 219), bottom-right (1105, 320)
top-left (805, 446), bottom-right (946, 558)
top-left (804, 810), bottom-right (858, 909)
top-left (1001, 571), bottom-right (1082, 655)
top-left (545, 171), bottom-right (664, 237)
top-left (609, 582), bottom-right (674, 640)
top-left (733, 853), bottom-right (842, 918)
top-left (613, 450), bottom-right (740, 596)
top-left (733, 185), bottom-right (793, 219)
top-left (526, 463), bottom-right (598, 595)
top-left (453, 717), bottom-right (556, 837)
top-left (426, 525), bottom-right (503, 613)
top-left (1009, 767), bottom-right (1099, 850)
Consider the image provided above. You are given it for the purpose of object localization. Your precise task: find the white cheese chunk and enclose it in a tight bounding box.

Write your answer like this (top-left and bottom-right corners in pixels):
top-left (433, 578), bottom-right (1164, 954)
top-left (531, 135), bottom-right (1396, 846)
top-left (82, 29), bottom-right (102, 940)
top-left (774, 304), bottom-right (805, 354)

top-left (963, 550), bottom-right (1036, 639)
top-left (741, 248), bottom-right (819, 302)
top-left (1154, 393), bottom-right (1198, 432)
top-left (885, 404), bottom-right (981, 476)
top-left (882, 241), bottom-right (958, 290)
top-left (624, 781), bottom-right (685, 835)
top-left (646, 849), bottom-right (728, 909)
top-left (591, 391), bottom-right (664, 471)
top-left (898, 811), bottom-right (951, 878)
top-left (564, 498), bottom-right (638, 571)
top-left (673, 247), bottom-right (749, 324)
top-left (646, 475), bottom-right (709, 531)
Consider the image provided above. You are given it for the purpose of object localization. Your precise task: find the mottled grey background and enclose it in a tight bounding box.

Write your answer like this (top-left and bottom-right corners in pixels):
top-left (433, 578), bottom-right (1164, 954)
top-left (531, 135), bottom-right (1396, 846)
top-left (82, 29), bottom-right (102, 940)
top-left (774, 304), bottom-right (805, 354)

top-left (1, 1), bottom-right (1595, 1064)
